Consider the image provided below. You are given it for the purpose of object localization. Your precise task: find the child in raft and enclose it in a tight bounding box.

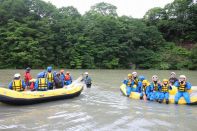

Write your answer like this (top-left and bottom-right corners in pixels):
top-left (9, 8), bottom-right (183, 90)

top-left (149, 75), bottom-right (162, 101)
top-left (158, 79), bottom-right (172, 104)
top-left (140, 80), bottom-right (151, 100)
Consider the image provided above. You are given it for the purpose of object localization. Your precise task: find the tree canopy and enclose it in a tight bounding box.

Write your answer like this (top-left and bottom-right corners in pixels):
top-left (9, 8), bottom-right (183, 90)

top-left (0, 0), bottom-right (196, 70)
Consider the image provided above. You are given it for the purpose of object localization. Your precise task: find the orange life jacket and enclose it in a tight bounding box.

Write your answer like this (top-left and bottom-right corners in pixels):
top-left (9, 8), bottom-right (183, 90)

top-left (65, 75), bottom-right (71, 81)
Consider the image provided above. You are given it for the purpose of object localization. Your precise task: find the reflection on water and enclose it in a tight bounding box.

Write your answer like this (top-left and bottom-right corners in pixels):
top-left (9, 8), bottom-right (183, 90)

top-left (0, 70), bottom-right (196, 130)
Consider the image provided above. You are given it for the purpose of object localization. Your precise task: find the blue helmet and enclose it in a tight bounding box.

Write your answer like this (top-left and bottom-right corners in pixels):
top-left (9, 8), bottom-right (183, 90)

top-left (47, 66), bottom-right (52, 72)
top-left (139, 75), bottom-right (145, 81)
top-left (37, 71), bottom-right (46, 78)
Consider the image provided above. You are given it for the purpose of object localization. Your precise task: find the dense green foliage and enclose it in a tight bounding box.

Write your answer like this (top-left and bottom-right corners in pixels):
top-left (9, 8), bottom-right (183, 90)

top-left (144, 0), bottom-right (197, 70)
top-left (144, 0), bottom-right (197, 43)
top-left (0, 0), bottom-right (196, 69)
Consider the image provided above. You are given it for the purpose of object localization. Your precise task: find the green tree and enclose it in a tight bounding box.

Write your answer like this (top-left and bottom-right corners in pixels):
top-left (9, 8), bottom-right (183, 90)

top-left (188, 44), bottom-right (197, 70)
top-left (90, 2), bottom-right (118, 16)
top-left (0, 0), bottom-right (196, 70)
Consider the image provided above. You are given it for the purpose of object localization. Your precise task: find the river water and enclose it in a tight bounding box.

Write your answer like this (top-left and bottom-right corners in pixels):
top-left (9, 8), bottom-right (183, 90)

top-left (0, 69), bottom-right (196, 131)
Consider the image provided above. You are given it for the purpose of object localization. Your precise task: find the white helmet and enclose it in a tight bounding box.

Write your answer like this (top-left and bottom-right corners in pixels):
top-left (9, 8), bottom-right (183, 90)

top-left (132, 72), bottom-right (137, 76)
top-left (171, 72), bottom-right (176, 75)
top-left (179, 75), bottom-right (186, 80)
top-left (84, 72), bottom-right (88, 75)
top-left (14, 73), bottom-right (21, 78)
top-left (152, 75), bottom-right (158, 81)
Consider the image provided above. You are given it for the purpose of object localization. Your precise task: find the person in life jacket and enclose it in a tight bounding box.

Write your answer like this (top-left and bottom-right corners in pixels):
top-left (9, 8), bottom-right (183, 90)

top-left (138, 76), bottom-right (145, 82)
top-left (158, 79), bottom-right (172, 104)
top-left (65, 71), bottom-right (72, 85)
top-left (123, 74), bottom-right (133, 97)
top-left (53, 71), bottom-right (57, 81)
top-left (54, 72), bottom-right (64, 89)
top-left (131, 72), bottom-right (140, 92)
top-left (9, 73), bottom-right (26, 91)
top-left (169, 72), bottom-right (178, 85)
top-left (29, 79), bottom-right (36, 91)
top-left (84, 72), bottom-right (92, 88)
top-left (140, 80), bottom-right (151, 100)
top-left (137, 75), bottom-right (145, 93)
top-left (35, 72), bottom-right (48, 91)
top-left (60, 69), bottom-right (65, 86)
top-left (149, 75), bottom-right (162, 101)
top-left (174, 75), bottom-right (191, 104)
top-left (46, 66), bottom-right (54, 90)
top-left (24, 67), bottom-right (32, 87)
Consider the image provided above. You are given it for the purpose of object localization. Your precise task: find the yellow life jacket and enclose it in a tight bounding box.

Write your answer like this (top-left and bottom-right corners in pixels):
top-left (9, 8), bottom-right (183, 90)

top-left (153, 83), bottom-right (159, 91)
top-left (142, 85), bottom-right (147, 92)
top-left (178, 83), bottom-right (186, 92)
top-left (134, 78), bottom-right (139, 85)
top-left (161, 84), bottom-right (170, 92)
top-left (46, 72), bottom-right (54, 83)
top-left (12, 80), bottom-right (23, 91)
top-left (38, 78), bottom-right (48, 89)
top-left (127, 79), bottom-right (132, 86)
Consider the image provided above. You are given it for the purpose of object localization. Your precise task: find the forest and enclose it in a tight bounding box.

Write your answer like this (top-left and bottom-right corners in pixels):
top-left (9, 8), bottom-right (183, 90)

top-left (0, 0), bottom-right (196, 69)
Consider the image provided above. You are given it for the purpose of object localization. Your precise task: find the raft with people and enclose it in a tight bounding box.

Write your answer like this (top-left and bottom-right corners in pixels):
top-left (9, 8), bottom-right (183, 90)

top-left (0, 66), bottom-right (84, 105)
top-left (0, 77), bottom-right (83, 105)
top-left (120, 72), bottom-right (197, 105)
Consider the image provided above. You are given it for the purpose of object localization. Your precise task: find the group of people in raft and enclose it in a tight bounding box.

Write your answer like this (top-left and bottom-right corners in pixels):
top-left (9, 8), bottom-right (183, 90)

top-left (7, 67), bottom-right (191, 104)
top-left (8, 66), bottom-right (92, 91)
top-left (123, 72), bottom-right (192, 104)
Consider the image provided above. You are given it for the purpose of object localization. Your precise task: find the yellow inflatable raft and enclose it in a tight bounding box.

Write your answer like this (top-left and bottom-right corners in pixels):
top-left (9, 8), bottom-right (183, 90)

top-left (0, 77), bottom-right (84, 105)
top-left (120, 84), bottom-right (197, 105)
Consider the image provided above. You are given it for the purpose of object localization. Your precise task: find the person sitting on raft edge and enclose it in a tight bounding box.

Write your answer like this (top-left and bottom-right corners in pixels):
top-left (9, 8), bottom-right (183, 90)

top-left (54, 72), bottom-right (64, 89)
top-left (131, 72), bottom-right (141, 92)
top-left (65, 71), bottom-right (72, 85)
top-left (149, 75), bottom-right (161, 101)
top-left (24, 67), bottom-right (32, 87)
top-left (174, 75), bottom-right (191, 105)
top-left (9, 73), bottom-right (26, 91)
top-left (45, 66), bottom-right (54, 90)
top-left (169, 72), bottom-right (178, 85)
top-left (60, 69), bottom-right (65, 86)
top-left (123, 74), bottom-right (133, 97)
top-left (35, 71), bottom-right (48, 91)
top-left (140, 80), bottom-right (151, 100)
top-left (137, 75), bottom-right (145, 93)
top-left (158, 79), bottom-right (172, 104)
